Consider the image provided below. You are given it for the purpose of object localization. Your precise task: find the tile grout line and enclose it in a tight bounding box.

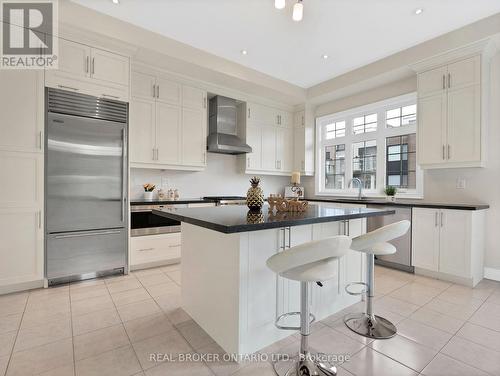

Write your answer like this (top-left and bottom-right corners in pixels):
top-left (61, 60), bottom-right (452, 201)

top-left (3, 292), bottom-right (29, 376)
top-left (68, 283), bottom-right (77, 376)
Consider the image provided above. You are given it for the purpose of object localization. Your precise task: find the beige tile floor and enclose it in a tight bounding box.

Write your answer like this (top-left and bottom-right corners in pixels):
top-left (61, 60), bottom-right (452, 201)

top-left (1, 265), bottom-right (500, 376)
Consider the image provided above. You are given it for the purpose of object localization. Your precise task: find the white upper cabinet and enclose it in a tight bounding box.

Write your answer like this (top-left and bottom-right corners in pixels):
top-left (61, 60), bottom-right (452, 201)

top-left (129, 67), bottom-right (207, 170)
top-left (293, 110), bottom-right (314, 176)
top-left (0, 70), bottom-right (44, 153)
top-left (90, 48), bottom-right (130, 87)
top-left (45, 38), bottom-right (130, 101)
top-left (244, 102), bottom-right (294, 175)
top-left (412, 38), bottom-right (498, 169)
top-left (57, 39), bottom-right (91, 80)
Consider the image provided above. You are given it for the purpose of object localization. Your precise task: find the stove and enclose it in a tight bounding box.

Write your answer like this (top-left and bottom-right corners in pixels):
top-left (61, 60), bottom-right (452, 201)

top-left (203, 196), bottom-right (247, 206)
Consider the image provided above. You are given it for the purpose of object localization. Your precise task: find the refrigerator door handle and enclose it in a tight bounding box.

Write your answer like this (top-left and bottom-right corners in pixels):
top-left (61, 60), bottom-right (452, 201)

top-left (121, 127), bottom-right (126, 223)
top-left (54, 230), bottom-right (122, 239)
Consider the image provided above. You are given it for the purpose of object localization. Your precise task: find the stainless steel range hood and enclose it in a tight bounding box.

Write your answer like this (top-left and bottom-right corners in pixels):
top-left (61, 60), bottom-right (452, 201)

top-left (207, 95), bottom-right (252, 154)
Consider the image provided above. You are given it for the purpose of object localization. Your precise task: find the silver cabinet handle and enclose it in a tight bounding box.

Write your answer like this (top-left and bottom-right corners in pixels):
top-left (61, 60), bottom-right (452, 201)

top-left (39, 131), bottom-right (43, 150)
top-left (447, 145), bottom-right (451, 159)
top-left (442, 74), bottom-right (445, 90)
top-left (86, 56), bottom-right (89, 74)
top-left (442, 145), bottom-right (446, 160)
top-left (91, 57), bottom-right (95, 75)
top-left (152, 84), bottom-right (156, 98)
top-left (248, 108), bottom-right (251, 118)
top-left (57, 84), bottom-right (79, 92)
top-left (156, 148), bottom-right (159, 161)
top-left (302, 115), bottom-right (305, 126)
top-left (440, 212), bottom-right (444, 227)
top-left (157, 85), bottom-right (160, 99)
top-left (203, 97), bottom-right (207, 109)
top-left (435, 211), bottom-right (438, 227)
top-left (152, 148), bottom-right (156, 161)
top-left (247, 157), bottom-right (250, 168)
top-left (448, 73), bottom-right (451, 88)
top-left (55, 230), bottom-right (121, 239)
top-left (38, 210), bottom-right (42, 229)
top-left (137, 248), bottom-right (154, 252)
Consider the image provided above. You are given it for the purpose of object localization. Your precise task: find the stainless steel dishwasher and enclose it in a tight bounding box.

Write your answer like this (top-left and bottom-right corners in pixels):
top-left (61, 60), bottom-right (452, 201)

top-left (366, 205), bottom-right (414, 273)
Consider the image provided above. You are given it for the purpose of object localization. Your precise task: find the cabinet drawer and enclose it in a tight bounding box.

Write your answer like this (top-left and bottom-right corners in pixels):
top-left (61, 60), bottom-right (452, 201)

top-left (130, 233), bottom-right (181, 266)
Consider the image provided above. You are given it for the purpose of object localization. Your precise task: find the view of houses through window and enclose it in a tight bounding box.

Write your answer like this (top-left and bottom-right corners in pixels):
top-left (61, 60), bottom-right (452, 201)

top-left (317, 94), bottom-right (420, 195)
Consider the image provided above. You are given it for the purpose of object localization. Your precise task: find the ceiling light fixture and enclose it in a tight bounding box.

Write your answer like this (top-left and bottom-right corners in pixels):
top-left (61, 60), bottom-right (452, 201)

top-left (292, 0), bottom-right (303, 22)
top-left (322, 54), bottom-right (329, 60)
top-left (241, 49), bottom-right (248, 55)
top-left (414, 8), bottom-right (423, 15)
top-left (274, 0), bottom-right (286, 10)
top-left (112, 0), bottom-right (119, 4)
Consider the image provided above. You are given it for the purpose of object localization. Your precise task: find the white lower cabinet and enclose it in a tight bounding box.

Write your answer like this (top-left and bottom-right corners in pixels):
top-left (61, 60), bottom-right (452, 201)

top-left (130, 233), bottom-right (181, 270)
top-left (412, 208), bottom-right (485, 286)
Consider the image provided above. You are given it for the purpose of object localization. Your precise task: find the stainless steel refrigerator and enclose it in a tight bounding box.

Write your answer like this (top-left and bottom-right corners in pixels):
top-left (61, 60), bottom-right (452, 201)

top-left (45, 88), bottom-right (128, 285)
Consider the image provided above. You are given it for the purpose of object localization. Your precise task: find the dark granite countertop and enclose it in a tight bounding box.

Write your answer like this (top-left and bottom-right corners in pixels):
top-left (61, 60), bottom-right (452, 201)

top-left (153, 203), bottom-right (395, 234)
top-left (307, 197), bottom-right (489, 211)
top-left (130, 198), bottom-right (212, 206)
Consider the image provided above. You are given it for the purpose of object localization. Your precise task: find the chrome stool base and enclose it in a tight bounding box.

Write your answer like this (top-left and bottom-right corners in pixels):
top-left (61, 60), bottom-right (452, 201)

top-left (343, 312), bottom-right (397, 339)
top-left (273, 352), bottom-right (337, 376)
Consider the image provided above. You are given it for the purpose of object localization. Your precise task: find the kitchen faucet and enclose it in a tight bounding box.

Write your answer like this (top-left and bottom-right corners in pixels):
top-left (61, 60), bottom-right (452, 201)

top-left (348, 177), bottom-right (364, 200)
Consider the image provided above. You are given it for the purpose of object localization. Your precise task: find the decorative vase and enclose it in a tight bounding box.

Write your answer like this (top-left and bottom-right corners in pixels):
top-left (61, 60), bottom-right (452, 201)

top-left (144, 191), bottom-right (154, 201)
top-left (386, 195), bottom-right (395, 202)
top-left (246, 176), bottom-right (264, 211)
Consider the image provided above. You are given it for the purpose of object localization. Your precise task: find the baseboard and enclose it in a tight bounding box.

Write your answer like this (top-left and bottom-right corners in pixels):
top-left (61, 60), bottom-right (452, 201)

top-left (484, 267), bottom-right (500, 282)
top-left (0, 279), bottom-right (44, 296)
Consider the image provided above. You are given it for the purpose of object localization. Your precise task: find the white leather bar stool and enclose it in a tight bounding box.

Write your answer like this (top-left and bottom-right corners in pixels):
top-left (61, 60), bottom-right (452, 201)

top-left (266, 235), bottom-right (352, 376)
top-left (344, 220), bottom-right (410, 339)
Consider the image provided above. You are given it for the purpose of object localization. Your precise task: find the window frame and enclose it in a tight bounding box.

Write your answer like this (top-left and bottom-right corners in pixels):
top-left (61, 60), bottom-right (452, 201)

top-left (315, 93), bottom-right (423, 198)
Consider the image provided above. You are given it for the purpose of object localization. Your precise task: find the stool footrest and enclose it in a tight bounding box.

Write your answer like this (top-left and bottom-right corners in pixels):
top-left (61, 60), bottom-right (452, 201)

top-left (275, 311), bottom-right (316, 331)
top-left (345, 282), bottom-right (368, 296)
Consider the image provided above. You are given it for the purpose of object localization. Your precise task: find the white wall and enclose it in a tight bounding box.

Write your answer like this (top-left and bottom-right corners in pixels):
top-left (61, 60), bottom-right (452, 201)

top-left (130, 153), bottom-right (291, 200)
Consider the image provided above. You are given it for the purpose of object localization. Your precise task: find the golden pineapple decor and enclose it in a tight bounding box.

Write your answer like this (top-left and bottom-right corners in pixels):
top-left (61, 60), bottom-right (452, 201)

top-left (246, 176), bottom-right (264, 211)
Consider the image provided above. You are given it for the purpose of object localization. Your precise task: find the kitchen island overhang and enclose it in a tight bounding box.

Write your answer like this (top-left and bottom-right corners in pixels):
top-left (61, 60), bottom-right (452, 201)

top-left (154, 204), bottom-right (395, 355)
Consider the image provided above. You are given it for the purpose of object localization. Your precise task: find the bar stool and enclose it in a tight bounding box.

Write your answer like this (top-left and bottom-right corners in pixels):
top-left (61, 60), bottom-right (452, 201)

top-left (266, 235), bottom-right (352, 376)
top-left (344, 220), bottom-right (410, 339)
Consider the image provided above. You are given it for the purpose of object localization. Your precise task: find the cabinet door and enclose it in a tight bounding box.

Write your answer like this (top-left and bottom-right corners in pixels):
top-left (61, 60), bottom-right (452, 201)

top-left (276, 127), bottom-right (293, 172)
top-left (0, 208), bottom-right (43, 286)
top-left (182, 107), bottom-right (206, 166)
top-left (129, 99), bottom-right (156, 164)
top-left (57, 39), bottom-right (91, 79)
top-left (447, 84), bottom-right (480, 163)
top-left (294, 111), bottom-right (305, 127)
top-left (417, 94), bottom-right (447, 165)
top-left (91, 48), bottom-right (130, 87)
top-left (418, 65), bottom-right (447, 98)
top-left (246, 125), bottom-right (262, 170)
top-left (247, 102), bottom-right (275, 125)
top-left (447, 56), bottom-right (480, 89)
top-left (157, 77), bottom-right (181, 106)
top-left (294, 127), bottom-right (306, 172)
top-left (439, 210), bottom-right (471, 278)
top-left (0, 70), bottom-right (43, 152)
top-left (182, 86), bottom-right (205, 110)
top-left (156, 103), bottom-right (181, 165)
top-left (412, 208), bottom-right (440, 271)
top-left (131, 71), bottom-right (156, 100)
top-left (261, 127), bottom-right (277, 171)
top-left (277, 110), bottom-right (292, 127)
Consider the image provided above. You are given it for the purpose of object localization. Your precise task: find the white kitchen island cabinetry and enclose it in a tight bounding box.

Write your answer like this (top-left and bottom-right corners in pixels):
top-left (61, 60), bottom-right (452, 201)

top-left (153, 204), bottom-right (394, 355)
top-left (412, 207), bottom-right (486, 287)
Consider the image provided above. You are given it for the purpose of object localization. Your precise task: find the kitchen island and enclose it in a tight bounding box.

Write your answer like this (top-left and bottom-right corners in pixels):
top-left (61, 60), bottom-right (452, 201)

top-left (154, 203), bottom-right (394, 355)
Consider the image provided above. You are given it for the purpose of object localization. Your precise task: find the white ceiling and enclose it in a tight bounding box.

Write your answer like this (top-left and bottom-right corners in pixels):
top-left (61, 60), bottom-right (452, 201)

top-left (71, 0), bottom-right (500, 88)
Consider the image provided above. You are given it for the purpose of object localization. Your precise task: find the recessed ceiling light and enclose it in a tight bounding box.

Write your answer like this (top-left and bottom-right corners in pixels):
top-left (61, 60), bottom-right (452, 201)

top-left (112, 0), bottom-right (119, 4)
top-left (241, 49), bottom-right (248, 55)
top-left (292, 0), bottom-right (303, 22)
top-left (274, 0), bottom-right (286, 10)
top-left (322, 54), bottom-right (329, 60)
top-left (414, 8), bottom-right (423, 15)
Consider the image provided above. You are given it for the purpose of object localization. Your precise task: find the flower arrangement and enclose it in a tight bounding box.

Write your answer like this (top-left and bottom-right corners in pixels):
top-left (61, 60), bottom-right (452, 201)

top-left (143, 183), bottom-right (156, 192)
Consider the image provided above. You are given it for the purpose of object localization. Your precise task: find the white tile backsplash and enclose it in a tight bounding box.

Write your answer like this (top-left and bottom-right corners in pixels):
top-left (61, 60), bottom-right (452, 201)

top-left (130, 153), bottom-right (291, 200)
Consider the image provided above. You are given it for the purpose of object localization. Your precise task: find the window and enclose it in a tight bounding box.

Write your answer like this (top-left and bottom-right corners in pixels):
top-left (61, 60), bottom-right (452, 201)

top-left (316, 93), bottom-right (422, 197)
top-left (353, 113), bottom-right (377, 134)
top-left (353, 140), bottom-right (377, 189)
top-left (386, 134), bottom-right (416, 189)
top-left (386, 104), bottom-right (416, 128)
top-left (325, 144), bottom-right (345, 189)
top-left (326, 121), bottom-right (346, 139)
